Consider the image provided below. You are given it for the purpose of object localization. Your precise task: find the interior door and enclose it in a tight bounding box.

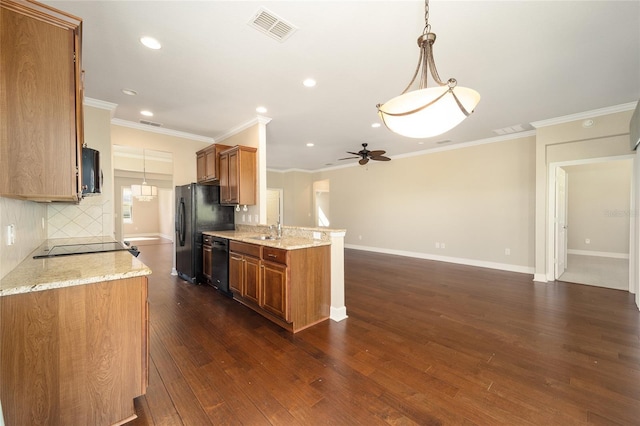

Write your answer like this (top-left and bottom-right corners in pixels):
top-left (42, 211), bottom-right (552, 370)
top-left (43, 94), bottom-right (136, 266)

top-left (555, 167), bottom-right (568, 278)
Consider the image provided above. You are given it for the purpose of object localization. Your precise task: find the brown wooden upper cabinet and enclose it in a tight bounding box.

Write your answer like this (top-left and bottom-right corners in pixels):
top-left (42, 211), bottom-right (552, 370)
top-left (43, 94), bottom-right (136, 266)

top-left (196, 143), bottom-right (230, 184)
top-left (219, 145), bottom-right (257, 206)
top-left (0, 0), bottom-right (84, 202)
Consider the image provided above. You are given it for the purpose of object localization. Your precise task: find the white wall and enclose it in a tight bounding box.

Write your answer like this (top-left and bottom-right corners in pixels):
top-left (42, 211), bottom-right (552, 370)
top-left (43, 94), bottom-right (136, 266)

top-left (564, 160), bottom-right (632, 255)
top-left (271, 135), bottom-right (537, 273)
top-left (533, 107), bottom-right (635, 282)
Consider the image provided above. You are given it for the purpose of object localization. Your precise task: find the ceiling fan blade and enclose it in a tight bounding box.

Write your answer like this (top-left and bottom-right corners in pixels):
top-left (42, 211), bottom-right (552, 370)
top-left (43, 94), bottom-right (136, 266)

top-left (339, 156), bottom-right (360, 160)
top-left (371, 155), bottom-right (391, 161)
top-left (346, 151), bottom-right (360, 156)
top-left (368, 150), bottom-right (386, 157)
top-left (359, 158), bottom-right (369, 165)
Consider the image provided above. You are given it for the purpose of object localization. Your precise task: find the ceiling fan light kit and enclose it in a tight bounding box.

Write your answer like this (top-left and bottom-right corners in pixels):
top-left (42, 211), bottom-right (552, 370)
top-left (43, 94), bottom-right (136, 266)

top-left (376, 0), bottom-right (480, 139)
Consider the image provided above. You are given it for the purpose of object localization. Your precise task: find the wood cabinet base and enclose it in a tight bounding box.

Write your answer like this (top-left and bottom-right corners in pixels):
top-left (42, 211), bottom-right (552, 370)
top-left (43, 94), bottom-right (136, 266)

top-left (0, 277), bottom-right (149, 426)
top-left (231, 244), bottom-right (330, 333)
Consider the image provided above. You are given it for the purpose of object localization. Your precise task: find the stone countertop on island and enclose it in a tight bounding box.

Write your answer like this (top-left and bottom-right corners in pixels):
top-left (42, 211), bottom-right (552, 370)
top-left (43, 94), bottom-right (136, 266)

top-left (0, 237), bottom-right (152, 297)
top-left (203, 229), bottom-right (331, 250)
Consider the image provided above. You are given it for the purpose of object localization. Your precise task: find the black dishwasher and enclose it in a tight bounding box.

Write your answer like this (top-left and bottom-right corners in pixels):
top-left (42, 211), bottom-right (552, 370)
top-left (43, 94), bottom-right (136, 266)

top-left (206, 236), bottom-right (232, 297)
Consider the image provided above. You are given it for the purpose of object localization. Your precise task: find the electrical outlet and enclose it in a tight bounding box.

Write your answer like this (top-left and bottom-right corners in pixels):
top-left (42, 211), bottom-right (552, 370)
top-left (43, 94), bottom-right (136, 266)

top-left (242, 214), bottom-right (246, 222)
top-left (585, 238), bottom-right (590, 244)
top-left (313, 232), bottom-right (321, 240)
top-left (358, 235), bottom-right (362, 240)
top-left (441, 243), bottom-right (446, 249)
top-left (435, 242), bottom-right (440, 248)
top-left (254, 214), bottom-right (259, 223)
top-left (505, 248), bottom-right (511, 255)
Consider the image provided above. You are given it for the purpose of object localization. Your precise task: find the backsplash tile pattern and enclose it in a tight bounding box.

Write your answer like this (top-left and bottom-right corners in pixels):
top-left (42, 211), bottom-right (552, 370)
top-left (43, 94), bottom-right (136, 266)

top-left (0, 197), bottom-right (47, 280)
top-left (48, 197), bottom-right (112, 239)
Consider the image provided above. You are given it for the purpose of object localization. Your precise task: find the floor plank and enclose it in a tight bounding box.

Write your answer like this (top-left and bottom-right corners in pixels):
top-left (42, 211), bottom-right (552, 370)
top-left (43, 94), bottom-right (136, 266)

top-left (129, 241), bottom-right (640, 425)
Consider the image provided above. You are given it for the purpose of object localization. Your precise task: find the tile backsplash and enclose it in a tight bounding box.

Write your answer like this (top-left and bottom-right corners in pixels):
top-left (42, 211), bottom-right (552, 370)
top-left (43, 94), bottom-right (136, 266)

top-left (0, 197), bottom-right (47, 279)
top-left (48, 196), bottom-right (113, 239)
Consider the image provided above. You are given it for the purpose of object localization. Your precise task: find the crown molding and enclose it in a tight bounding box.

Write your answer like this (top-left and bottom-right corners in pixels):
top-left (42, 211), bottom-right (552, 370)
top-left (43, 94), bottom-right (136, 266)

top-left (215, 115), bottom-right (272, 143)
top-left (84, 97), bottom-right (118, 117)
top-left (111, 118), bottom-right (214, 143)
top-left (531, 102), bottom-right (637, 128)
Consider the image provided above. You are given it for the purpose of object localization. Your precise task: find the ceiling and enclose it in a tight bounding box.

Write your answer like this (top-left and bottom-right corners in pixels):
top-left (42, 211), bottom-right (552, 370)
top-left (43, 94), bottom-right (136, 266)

top-left (45, 1), bottom-right (640, 171)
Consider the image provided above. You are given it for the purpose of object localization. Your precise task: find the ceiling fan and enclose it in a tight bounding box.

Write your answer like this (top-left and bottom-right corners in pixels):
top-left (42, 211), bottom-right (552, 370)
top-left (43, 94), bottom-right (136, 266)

top-left (339, 143), bottom-right (391, 165)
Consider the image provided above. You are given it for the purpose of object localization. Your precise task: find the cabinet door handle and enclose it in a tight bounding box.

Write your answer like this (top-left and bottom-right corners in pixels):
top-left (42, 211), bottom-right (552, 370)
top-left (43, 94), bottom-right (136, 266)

top-left (231, 256), bottom-right (242, 261)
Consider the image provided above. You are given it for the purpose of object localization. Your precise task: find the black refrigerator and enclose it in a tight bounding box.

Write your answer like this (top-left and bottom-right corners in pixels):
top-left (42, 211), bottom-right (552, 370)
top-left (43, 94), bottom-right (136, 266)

top-left (175, 183), bottom-right (234, 283)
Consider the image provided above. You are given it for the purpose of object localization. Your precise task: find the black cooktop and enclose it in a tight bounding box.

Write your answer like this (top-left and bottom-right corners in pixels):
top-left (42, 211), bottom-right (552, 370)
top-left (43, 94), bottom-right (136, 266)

top-left (33, 241), bottom-right (130, 259)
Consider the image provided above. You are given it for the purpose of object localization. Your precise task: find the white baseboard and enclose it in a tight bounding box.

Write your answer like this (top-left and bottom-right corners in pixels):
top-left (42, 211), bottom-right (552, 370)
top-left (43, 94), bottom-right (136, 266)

top-left (567, 249), bottom-right (629, 259)
top-left (533, 273), bottom-right (548, 283)
top-left (330, 306), bottom-right (348, 322)
top-left (344, 244), bottom-right (535, 275)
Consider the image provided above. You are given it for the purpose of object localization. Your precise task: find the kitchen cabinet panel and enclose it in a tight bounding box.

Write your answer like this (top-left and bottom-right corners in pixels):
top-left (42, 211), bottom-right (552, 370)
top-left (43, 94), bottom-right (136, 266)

top-left (219, 145), bottom-right (257, 205)
top-left (229, 240), bottom-right (329, 332)
top-left (0, 0), bottom-right (84, 202)
top-left (0, 276), bottom-right (148, 425)
top-left (196, 143), bottom-right (230, 184)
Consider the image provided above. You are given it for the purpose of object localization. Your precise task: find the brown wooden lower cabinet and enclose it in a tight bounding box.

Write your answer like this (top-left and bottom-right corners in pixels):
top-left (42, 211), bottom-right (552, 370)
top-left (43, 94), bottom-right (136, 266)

top-left (0, 276), bottom-right (149, 426)
top-left (229, 240), bottom-right (330, 332)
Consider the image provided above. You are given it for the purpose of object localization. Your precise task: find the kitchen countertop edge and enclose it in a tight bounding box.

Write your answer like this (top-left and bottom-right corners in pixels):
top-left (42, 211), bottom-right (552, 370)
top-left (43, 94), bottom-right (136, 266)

top-left (202, 230), bottom-right (331, 250)
top-left (1, 239), bottom-right (152, 297)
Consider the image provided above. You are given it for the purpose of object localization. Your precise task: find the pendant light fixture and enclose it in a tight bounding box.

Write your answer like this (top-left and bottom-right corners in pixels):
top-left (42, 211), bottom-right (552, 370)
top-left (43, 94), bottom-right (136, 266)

top-left (376, 0), bottom-right (480, 139)
top-left (131, 149), bottom-right (157, 202)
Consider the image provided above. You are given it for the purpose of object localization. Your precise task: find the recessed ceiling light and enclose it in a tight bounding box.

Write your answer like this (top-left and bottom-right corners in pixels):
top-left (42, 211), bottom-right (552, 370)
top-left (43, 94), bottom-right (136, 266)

top-left (371, 123), bottom-right (381, 128)
top-left (306, 142), bottom-right (314, 147)
top-left (303, 78), bottom-right (316, 88)
top-left (122, 88), bottom-right (138, 96)
top-left (256, 106), bottom-right (267, 114)
top-left (140, 36), bottom-right (161, 50)
top-left (140, 110), bottom-right (154, 117)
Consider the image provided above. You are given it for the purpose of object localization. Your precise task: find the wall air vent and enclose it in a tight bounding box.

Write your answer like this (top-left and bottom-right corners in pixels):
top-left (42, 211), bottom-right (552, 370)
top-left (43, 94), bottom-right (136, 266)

top-left (248, 7), bottom-right (297, 42)
top-left (140, 119), bottom-right (163, 127)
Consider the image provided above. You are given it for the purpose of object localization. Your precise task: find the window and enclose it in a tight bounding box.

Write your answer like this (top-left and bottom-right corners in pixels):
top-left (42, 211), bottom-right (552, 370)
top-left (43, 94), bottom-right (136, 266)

top-left (123, 187), bottom-right (133, 224)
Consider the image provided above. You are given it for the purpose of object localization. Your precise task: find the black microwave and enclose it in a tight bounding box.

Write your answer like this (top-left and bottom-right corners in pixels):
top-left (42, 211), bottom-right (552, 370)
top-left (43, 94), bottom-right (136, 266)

top-left (82, 146), bottom-right (102, 196)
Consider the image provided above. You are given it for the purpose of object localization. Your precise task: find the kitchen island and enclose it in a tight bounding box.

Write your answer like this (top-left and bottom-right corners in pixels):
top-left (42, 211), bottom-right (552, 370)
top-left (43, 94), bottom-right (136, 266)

top-left (0, 237), bottom-right (151, 426)
top-left (204, 225), bottom-right (344, 332)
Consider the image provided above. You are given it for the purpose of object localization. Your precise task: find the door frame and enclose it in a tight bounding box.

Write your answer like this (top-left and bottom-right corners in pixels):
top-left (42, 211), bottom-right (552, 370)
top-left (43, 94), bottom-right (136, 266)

top-left (546, 155), bottom-right (635, 290)
top-left (554, 167), bottom-right (568, 279)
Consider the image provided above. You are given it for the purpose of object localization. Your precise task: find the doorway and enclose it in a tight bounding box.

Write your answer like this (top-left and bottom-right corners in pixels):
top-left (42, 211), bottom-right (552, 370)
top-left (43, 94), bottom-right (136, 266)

top-left (549, 157), bottom-right (634, 290)
top-left (112, 145), bottom-right (174, 243)
top-left (313, 179), bottom-right (330, 227)
top-left (266, 188), bottom-right (283, 225)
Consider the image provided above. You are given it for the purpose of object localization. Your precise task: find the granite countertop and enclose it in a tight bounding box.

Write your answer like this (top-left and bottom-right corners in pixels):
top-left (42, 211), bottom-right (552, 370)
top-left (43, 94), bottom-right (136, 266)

top-left (203, 230), bottom-right (331, 250)
top-left (0, 237), bottom-right (152, 297)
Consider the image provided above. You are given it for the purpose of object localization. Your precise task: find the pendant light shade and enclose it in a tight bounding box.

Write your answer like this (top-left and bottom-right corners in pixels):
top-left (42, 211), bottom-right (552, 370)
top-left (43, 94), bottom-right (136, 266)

top-left (377, 1), bottom-right (480, 138)
top-left (379, 86), bottom-right (480, 139)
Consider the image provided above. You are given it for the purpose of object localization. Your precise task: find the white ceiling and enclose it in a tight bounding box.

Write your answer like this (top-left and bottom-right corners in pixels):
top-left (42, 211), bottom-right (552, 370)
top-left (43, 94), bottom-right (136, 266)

top-left (46, 1), bottom-right (640, 171)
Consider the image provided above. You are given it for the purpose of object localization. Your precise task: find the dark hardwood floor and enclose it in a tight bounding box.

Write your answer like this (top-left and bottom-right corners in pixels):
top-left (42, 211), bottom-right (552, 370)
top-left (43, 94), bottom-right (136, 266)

top-left (129, 240), bottom-right (640, 425)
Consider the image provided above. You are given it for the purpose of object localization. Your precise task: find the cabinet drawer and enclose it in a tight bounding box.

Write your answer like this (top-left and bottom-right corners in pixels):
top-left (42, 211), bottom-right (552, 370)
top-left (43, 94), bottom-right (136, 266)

top-left (263, 247), bottom-right (289, 265)
top-left (230, 240), bottom-right (261, 258)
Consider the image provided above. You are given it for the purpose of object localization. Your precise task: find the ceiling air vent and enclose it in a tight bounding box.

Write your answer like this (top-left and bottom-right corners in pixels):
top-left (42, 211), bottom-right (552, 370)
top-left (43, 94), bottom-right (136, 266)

top-left (248, 7), bottom-right (297, 42)
top-left (140, 119), bottom-right (163, 127)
